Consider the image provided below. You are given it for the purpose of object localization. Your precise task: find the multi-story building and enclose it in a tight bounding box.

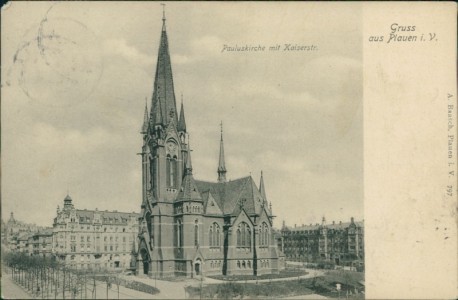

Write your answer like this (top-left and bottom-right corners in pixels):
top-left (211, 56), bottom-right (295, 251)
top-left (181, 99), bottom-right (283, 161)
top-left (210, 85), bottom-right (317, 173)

top-left (136, 12), bottom-right (283, 278)
top-left (3, 212), bottom-right (47, 251)
top-left (53, 195), bottom-right (139, 271)
top-left (16, 232), bottom-right (33, 253)
top-left (280, 217), bottom-right (364, 267)
top-left (30, 229), bottom-right (54, 257)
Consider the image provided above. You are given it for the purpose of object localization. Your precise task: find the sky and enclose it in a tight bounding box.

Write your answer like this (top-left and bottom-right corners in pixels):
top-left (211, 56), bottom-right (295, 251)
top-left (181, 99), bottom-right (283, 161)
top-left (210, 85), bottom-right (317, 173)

top-left (1, 2), bottom-right (363, 229)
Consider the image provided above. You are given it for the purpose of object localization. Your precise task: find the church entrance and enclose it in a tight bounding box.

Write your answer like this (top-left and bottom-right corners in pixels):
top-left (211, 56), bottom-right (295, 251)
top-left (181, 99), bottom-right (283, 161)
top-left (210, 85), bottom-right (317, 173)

top-left (194, 258), bottom-right (201, 276)
top-left (143, 261), bottom-right (149, 275)
top-left (140, 248), bottom-right (150, 275)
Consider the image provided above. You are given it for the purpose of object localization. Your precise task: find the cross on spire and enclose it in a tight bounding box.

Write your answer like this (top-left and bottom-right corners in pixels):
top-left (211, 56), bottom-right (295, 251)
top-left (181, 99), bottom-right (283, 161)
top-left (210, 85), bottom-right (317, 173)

top-left (161, 3), bottom-right (166, 24)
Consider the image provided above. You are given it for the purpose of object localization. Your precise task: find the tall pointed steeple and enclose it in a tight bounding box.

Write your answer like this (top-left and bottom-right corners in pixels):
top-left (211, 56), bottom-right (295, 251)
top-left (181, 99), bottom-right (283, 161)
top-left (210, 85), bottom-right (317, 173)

top-left (259, 170), bottom-right (267, 201)
top-left (150, 6), bottom-right (178, 127)
top-left (141, 98), bottom-right (149, 134)
top-left (178, 93), bottom-right (187, 132)
top-left (185, 136), bottom-right (193, 175)
top-left (217, 121), bottom-right (227, 182)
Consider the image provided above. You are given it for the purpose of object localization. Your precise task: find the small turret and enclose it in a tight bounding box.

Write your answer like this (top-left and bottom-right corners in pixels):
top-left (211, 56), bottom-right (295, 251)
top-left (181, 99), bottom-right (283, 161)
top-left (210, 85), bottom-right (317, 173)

top-left (63, 194), bottom-right (74, 210)
top-left (141, 98), bottom-right (149, 134)
top-left (178, 94), bottom-right (187, 133)
top-left (259, 170), bottom-right (267, 201)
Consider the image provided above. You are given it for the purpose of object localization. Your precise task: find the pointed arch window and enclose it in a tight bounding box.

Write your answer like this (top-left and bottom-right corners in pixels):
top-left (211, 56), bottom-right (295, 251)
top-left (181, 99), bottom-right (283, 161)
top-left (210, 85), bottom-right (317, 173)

top-left (209, 223), bottom-right (220, 248)
top-left (260, 222), bottom-right (269, 247)
top-left (236, 222), bottom-right (251, 250)
top-left (149, 156), bottom-right (155, 191)
top-left (209, 225), bottom-right (213, 247)
top-left (194, 220), bottom-right (199, 247)
top-left (177, 219), bottom-right (183, 249)
top-left (166, 154), bottom-right (178, 188)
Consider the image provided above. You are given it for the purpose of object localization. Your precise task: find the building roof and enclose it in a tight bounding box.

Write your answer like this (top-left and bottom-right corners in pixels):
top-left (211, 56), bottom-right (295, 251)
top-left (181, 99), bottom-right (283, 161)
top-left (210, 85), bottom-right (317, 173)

top-left (195, 176), bottom-right (268, 216)
top-left (36, 228), bottom-right (53, 236)
top-left (75, 209), bottom-right (139, 225)
top-left (17, 232), bottom-right (33, 241)
top-left (285, 220), bottom-right (364, 232)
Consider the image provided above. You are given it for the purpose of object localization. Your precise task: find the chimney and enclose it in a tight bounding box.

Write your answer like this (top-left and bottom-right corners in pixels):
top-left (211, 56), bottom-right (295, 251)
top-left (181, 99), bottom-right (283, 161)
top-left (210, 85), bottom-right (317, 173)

top-left (333, 221), bottom-right (335, 225)
top-left (294, 224), bottom-right (296, 228)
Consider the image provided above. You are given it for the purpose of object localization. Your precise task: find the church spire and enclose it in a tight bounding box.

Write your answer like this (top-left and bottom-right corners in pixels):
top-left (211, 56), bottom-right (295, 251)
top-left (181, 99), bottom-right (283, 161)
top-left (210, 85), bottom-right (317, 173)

top-left (150, 5), bottom-right (178, 127)
top-left (185, 136), bottom-right (193, 175)
top-left (217, 121), bottom-right (227, 182)
top-left (141, 98), bottom-right (149, 134)
top-left (178, 93), bottom-right (187, 132)
top-left (259, 170), bottom-right (267, 201)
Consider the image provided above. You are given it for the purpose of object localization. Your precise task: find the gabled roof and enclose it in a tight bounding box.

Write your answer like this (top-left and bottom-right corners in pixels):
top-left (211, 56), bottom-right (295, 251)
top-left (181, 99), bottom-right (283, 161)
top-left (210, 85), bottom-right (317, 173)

top-left (202, 191), bottom-right (223, 215)
top-left (195, 176), bottom-right (267, 216)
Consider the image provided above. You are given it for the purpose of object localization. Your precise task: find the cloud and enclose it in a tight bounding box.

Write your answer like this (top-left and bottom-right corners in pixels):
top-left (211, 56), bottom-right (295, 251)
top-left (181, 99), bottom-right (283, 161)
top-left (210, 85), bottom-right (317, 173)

top-left (104, 38), bottom-right (155, 67)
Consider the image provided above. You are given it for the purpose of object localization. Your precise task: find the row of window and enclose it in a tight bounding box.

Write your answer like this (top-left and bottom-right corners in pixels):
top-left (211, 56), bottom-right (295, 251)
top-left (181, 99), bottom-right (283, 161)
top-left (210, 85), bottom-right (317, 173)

top-left (210, 260), bottom-right (222, 269)
top-left (237, 222), bottom-right (270, 248)
top-left (67, 262), bottom-right (124, 269)
top-left (57, 225), bottom-right (134, 232)
top-left (67, 244), bottom-right (129, 252)
top-left (284, 229), bottom-right (363, 235)
top-left (174, 221), bottom-right (270, 249)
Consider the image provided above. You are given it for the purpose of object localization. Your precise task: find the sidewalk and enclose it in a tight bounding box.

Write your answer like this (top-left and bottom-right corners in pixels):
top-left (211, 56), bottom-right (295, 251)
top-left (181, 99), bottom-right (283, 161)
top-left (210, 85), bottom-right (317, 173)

top-left (203, 269), bottom-right (325, 284)
top-left (1, 272), bottom-right (33, 299)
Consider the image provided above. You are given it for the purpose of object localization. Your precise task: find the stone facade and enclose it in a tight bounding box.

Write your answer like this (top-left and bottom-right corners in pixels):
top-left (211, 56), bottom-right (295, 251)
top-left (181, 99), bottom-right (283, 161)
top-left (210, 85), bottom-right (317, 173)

top-left (136, 14), bottom-right (282, 278)
top-left (52, 195), bottom-right (139, 271)
top-left (279, 217), bottom-right (364, 267)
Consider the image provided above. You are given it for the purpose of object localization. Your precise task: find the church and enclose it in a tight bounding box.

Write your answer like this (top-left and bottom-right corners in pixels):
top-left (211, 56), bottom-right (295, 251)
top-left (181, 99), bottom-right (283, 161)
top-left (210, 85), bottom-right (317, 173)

top-left (136, 12), bottom-right (284, 278)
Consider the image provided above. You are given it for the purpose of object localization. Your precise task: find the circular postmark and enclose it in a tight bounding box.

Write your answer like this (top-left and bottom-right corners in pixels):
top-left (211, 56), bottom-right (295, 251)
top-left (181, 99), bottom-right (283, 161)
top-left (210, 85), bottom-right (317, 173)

top-left (8, 4), bottom-right (104, 108)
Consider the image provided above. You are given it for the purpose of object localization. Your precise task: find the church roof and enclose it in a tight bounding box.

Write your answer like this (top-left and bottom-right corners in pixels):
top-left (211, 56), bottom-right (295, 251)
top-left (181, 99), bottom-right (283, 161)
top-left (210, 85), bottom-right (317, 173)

top-left (177, 173), bottom-right (202, 202)
top-left (195, 176), bottom-right (266, 216)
